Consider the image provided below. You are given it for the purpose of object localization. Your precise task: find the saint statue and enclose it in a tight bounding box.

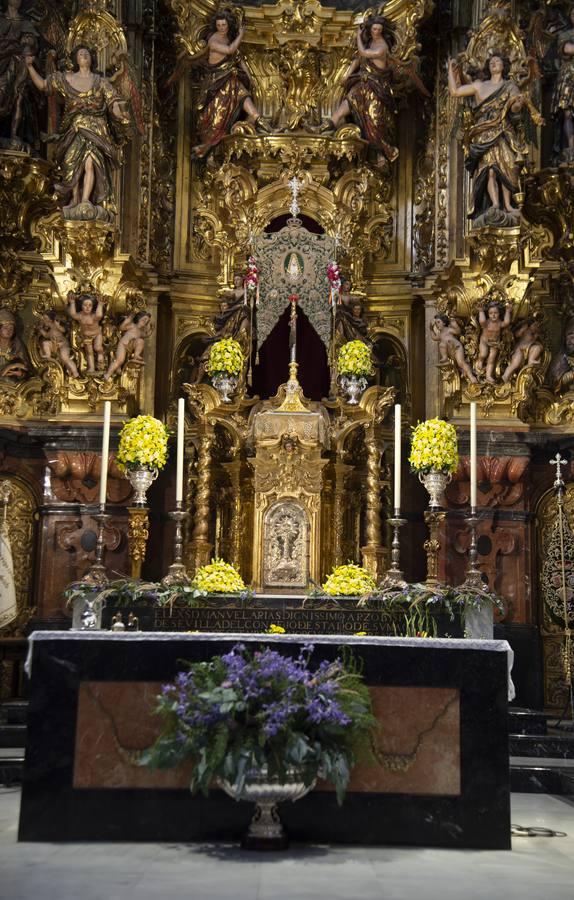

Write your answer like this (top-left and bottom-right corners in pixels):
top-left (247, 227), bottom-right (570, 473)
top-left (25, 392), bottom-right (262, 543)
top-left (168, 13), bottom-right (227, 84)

top-left (0, 0), bottom-right (40, 146)
top-left (0, 307), bottom-right (29, 380)
top-left (319, 16), bottom-right (398, 163)
top-left (448, 52), bottom-right (528, 223)
top-left (189, 8), bottom-right (268, 157)
top-left (552, 7), bottom-right (574, 158)
top-left (25, 44), bottom-right (130, 215)
top-left (549, 315), bottom-right (574, 394)
top-left (335, 282), bottom-right (370, 345)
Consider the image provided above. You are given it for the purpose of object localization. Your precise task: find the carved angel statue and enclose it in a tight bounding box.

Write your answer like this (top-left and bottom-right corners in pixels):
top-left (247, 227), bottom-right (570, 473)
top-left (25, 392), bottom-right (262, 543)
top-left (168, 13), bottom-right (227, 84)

top-left (104, 310), bottom-right (153, 381)
top-left (0, 0), bottom-right (40, 145)
top-left (430, 314), bottom-right (477, 383)
top-left (172, 7), bottom-right (269, 157)
top-left (37, 310), bottom-right (79, 378)
top-left (552, 6), bottom-right (574, 158)
top-left (319, 16), bottom-right (399, 162)
top-left (25, 44), bottom-right (131, 217)
top-left (475, 299), bottom-right (513, 383)
top-left (447, 52), bottom-right (541, 224)
top-left (501, 317), bottom-right (544, 383)
top-left (67, 291), bottom-right (104, 374)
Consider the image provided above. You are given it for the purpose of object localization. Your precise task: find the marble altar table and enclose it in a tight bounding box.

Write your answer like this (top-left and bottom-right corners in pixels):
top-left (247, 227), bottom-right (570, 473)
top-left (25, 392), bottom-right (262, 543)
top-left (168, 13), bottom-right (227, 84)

top-left (19, 632), bottom-right (512, 849)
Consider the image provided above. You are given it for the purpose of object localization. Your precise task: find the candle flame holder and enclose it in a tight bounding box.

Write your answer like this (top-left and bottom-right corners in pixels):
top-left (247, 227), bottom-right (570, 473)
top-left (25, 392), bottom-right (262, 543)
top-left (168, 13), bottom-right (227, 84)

top-left (162, 503), bottom-right (190, 585)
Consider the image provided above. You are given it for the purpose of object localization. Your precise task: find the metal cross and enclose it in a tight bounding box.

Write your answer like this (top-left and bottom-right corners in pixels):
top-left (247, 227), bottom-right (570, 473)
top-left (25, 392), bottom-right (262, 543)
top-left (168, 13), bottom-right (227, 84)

top-left (549, 452), bottom-right (567, 490)
top-left (288, 176), bottom-right (301, 219)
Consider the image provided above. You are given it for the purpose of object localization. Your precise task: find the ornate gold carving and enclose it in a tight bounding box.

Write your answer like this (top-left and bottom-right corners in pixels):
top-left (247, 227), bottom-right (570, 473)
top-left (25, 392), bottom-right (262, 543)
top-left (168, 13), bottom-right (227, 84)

top-left (0, 476), bottom-right (36, 635)
top-left (128, 508), bottom-right (150, 580)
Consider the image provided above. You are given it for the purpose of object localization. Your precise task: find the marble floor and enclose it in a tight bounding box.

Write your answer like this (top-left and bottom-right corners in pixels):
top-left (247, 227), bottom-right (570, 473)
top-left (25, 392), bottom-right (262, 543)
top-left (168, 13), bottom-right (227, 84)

top-left (1, 789), bottom-right (573, 900)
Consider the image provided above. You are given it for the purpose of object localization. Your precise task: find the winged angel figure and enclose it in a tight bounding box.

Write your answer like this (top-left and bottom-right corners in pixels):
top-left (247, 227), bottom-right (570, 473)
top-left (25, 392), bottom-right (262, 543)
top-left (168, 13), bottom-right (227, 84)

top-left (447, 19), bottom-right (543, 226)
top-left (169, 5), bottom-right (269, 157)
top-left (24, 4), bottom-right (143, 217)
top-left (316, 7), bottom-right (429, 165)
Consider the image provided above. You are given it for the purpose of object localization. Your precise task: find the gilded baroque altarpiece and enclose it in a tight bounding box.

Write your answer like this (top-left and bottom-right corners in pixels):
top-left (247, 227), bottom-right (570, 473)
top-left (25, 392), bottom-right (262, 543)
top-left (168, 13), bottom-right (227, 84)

top-left (0, 0), bottom-right (574, 706)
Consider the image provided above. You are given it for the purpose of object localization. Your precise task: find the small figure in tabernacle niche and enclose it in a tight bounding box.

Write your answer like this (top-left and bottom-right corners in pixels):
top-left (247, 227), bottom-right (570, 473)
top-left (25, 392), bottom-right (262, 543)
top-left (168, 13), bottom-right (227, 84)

top-left (104, 310), bottom-right (153, 380)
top-left (38, 310), bottom-right (79, 377)
top-left (501, 317), bottom-right (544, 383)
top-left (67, 291), bottom-right (105, 374)
top-left (475, 299), bottom-right (513, 383)
top-left (430, 314), bottom-right (477, 383)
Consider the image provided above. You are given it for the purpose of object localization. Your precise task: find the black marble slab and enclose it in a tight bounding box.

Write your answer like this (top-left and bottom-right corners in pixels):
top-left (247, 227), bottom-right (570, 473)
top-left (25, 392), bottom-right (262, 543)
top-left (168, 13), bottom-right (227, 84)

top-left (19, 633), bottom-right (510, 849)
top-left (509, 734), bottom-right (574, 759)
top-left (101, 596), bottom-right (463, 638)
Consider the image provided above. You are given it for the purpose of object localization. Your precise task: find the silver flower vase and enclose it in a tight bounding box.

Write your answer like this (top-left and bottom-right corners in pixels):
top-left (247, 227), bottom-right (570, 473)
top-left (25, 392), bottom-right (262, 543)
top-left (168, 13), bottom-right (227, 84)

top-left (211, 372), bottom-right (238, 403)
top-left (219, 766), bottom-right (316, 850)
top-left (126, 466), bottom-right (158, 506)
top-left (418, 469), bottom-right (452, 509)
top-left (339, 374), bottom-right (367, 405)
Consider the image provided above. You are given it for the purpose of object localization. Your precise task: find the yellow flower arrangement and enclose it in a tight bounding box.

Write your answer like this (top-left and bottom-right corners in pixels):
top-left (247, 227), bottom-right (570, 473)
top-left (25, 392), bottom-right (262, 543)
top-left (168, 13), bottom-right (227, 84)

top-left (193, 558), bottom-right (246, 594)
top-left (206, 338), bottom-right (244, 376)
top-left (267, 623), bottom-right (286, 634)
top-left (116, 415), bottom-right (169, 472)
top-left (322, 563), bottom-right (376, 597)
top-left (337, 340), bottom-right (373, 378)
top-left (409, 418), bottom-right (458, 474)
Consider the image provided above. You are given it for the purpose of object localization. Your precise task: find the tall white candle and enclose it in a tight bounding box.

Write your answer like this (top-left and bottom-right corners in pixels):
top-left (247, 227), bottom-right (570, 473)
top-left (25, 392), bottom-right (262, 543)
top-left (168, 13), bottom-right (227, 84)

top-left (470, 401), bottom-right (477, 510)
top-left (99, 401), bottom-right (111, 507)
top-left (394, 404), bottom-right (401, 513)
top-left (176, 397), bottom-right (185, 505)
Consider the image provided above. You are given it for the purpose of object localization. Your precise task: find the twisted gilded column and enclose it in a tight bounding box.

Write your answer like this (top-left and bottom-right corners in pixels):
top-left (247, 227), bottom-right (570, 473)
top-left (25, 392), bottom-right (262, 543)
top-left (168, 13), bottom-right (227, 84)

top-left (224, 459), bottom-right (242, 571)
top-left (361, 424), bottom-right (384, 581)
top-left (332, 460), bottom-right (350, 569)
top-left (189, 429), bottom-right (214, 573)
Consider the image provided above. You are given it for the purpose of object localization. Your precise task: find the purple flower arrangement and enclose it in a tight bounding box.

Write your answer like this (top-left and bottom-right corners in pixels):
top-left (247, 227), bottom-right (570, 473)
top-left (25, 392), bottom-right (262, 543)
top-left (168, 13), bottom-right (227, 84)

top-left (142, 643), bottom-right (376, 804)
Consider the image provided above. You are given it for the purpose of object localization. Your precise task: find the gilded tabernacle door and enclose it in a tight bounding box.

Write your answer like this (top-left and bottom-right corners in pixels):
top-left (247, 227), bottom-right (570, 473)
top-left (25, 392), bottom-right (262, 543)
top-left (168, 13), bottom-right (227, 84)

top-left (263, 501), bottom-right (309, 591)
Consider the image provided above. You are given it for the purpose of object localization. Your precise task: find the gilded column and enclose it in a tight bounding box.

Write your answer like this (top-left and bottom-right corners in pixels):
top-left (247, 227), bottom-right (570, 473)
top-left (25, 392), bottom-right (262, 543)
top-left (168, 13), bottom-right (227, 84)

top-left (361, 424), bottom-right (384, 580)
top-left (189, 429), bottom-right (214, 573)
top-left (224, 459), bottom-right (242, 572)
top-left (332, 460), bottom-right (351, 568)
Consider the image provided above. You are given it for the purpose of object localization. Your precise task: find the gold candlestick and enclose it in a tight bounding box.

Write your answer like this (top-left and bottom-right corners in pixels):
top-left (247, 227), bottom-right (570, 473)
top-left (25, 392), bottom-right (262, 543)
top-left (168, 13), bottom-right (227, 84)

top-left (162, 503), bottom-right (189, 585)
top-left (459, 507), bottom-right (486, 592)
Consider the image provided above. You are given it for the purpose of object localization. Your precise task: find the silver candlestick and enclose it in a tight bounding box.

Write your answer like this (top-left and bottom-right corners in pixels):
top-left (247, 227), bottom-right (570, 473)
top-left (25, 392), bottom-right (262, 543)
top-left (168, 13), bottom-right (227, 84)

top-left (82, 504), bottom-right (110, 585)
top-left (162, 502), bottom-right (189, 585)
top-left (379, 509), bottom-right (407, 590)
top-left (460, 506), bottom-right (485, 592)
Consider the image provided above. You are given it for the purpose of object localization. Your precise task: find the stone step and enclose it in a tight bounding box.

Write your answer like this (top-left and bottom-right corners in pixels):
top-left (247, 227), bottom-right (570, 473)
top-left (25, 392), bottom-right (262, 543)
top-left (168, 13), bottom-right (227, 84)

top-left (0, 700), bottom-right (28, 725)
top-left (510, 756), bottom-right (574, 795)
top-left (0, 724), bottom-right (26, 748)
top-left (0, 753), bottom-right (24, 787)
top-left (509, 733), bottom-right (574, 760)
top-left (508, 707), bottom-right (547, 736)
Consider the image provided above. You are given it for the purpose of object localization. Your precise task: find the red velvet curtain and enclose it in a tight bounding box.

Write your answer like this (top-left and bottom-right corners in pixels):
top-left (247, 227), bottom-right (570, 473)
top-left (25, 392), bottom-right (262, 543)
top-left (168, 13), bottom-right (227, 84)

top-left (251, 304), bottom-right (330, 401)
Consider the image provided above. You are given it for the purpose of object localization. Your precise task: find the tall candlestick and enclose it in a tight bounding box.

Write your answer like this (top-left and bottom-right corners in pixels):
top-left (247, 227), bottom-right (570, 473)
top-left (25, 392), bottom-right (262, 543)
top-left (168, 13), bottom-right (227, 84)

top-left (393, 404), bottom-right (401, 513)
top-left (99, 401), bottom-right (111, 507)
top-left (176, 397), bottom-right (185, 506)
top-left (470, 401), bottom-right (477, 509)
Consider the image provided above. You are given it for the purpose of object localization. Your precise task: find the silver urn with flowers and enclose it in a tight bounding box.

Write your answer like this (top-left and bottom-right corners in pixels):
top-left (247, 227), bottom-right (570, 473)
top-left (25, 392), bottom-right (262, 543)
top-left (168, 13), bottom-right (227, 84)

top-left (206, 338), bottom-right (244, 403)
top-left (410, 418), bottom-right (459, 509)
top-left (141, 642), bottom-right (376, 850)
top-left (117, 415), bottom-right (170, 506)
top-left (337, 340), bottom-right (373, 405)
